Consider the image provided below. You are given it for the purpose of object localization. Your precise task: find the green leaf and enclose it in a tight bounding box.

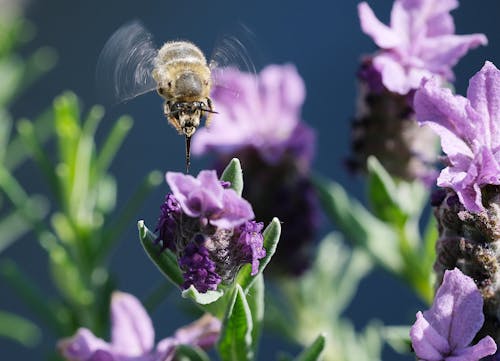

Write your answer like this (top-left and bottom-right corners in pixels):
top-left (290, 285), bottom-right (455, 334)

top-left (174, 344), bottom-right (211, 361)
top-left (220, 158), bottom-right (244, 196)
top-left (236, 218), bottom-right (281, 292)
top-left (367, 156), bottom-right (407, 225)
top-left (367, 156), bottom-right (428, 224)
top-left (138, 220), bottom-right (183, 287)
top-left (246, 273), bottom-right (264, 357)
top-left (217, 285), bottom-right (254, 361)
top-left (0, 195), bottom-right (49, 253)
top-left (182, 285), bottom-right (224, 305)
top-left (0, 259), bottom-right (65, 334)
top-left (294, 334), bottom-right (326, 361)
top-left (0, 311), bottom-right (41, 347)
top-left (383, 326), bottom-right (411, 355)
top-left (313, 176), bottom-right (402, 274)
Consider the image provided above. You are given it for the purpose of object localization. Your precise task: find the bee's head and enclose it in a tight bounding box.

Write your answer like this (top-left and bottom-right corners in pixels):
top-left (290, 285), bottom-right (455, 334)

top-left (170, 101), bottom-right (203, 137)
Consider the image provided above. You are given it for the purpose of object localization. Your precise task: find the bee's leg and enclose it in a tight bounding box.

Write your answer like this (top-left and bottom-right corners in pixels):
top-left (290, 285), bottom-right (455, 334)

top-left (164, 101), bottom-right (182, 134)
top-left (204, 98), bottom-right (214, 127)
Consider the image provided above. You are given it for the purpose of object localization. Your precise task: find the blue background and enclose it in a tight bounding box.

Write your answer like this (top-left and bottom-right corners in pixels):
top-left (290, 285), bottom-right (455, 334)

top-left (2, 0), bottom-right (500, 360)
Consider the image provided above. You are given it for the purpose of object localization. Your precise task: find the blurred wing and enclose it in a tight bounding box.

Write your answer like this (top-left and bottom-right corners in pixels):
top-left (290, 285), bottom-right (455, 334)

top-left (96, 20), bottom-right (158, 104)
top-left (209, 24), bottom-right (259, 94)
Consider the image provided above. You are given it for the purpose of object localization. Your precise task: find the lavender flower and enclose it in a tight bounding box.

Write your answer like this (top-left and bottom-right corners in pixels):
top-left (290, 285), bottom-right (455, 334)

top-left (192, 64), bottom-right (313, 167)
top-left (414, 61), bottom-right (500, 213)
top-left (155, 170), bottom-right (266, 292)
top-left (58, 291), bottom-right (221, 361)
top-left (190, 65), bottom-right (318, 276)
top-left (358, 0), bottom-right (487, 95)
top-left (350, 0), bottom-right (486, 181)
top-left (410, 268), bottom-right (496, 361)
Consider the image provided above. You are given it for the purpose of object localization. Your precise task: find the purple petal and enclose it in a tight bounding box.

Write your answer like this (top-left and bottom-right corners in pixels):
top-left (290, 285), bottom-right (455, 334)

top-left (58, 328), bottom-right (111, 361)
top-left (88, 350), bottom-right (114, 361)
top-left (422, 34), bottom-right (488, 77)
top-left (410, 311), bottom-right (450, 361)
top-left (358, 2), bottom-right (402, 49)
top-left (372, 53), bottom-right (411, 94)
top-left (467, 61), bottom-right (500, 149)
top-left (166, 171), bottom-right (224, 218)
top-left (173, 314), bottom-right (221, 349)
top-left (210, 189), bottom-right (254, 229)
top-left (153, 338), bottom-right (177, 361)
top-left (424, 269), bottom-right (484, 350)
top-left (110, 292), bottom-right (154, 355)
top-left (447, 336), bottom-right (497, 361)
top-left (414, 77), bottom-right (474, 156)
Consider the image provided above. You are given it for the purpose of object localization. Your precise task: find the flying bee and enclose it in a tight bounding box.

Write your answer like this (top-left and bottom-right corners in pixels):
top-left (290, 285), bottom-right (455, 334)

top-left (96, 21), bottom-right (256, 172)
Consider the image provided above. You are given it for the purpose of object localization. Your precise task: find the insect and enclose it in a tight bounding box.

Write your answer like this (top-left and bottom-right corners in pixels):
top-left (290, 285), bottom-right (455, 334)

top-left (96, 21), bottom-right (256, 172)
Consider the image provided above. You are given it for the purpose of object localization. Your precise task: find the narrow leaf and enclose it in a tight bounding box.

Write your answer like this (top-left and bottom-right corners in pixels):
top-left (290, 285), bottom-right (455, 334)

top-left (294, 334), bottom-right (326, 361)
top-left (220, 158), bottom-right (244, 196)
top-left (313, 176), bottom-right (402, 274)
top-left (138, 220), bottom-right (183, 287)
top-left (0, 311), bottom-right (41, 347)
top-left (217, 285), bottom-right (254, 361)
top-left (246, 273), bottom-right (264, 357)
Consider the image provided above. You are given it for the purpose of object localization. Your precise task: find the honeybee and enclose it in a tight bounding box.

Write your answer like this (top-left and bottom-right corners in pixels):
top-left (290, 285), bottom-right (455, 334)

top-left (96, 21), bottom-right (256, 172)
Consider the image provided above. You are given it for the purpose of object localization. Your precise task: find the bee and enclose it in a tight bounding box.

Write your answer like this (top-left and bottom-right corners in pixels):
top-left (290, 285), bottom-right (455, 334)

top-left (96, 21), bottom-right (255, 172)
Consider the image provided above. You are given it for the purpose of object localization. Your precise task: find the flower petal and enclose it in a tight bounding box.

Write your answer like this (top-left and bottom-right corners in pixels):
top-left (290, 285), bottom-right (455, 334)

top-left (358, 2), bottom-right (403, 49)
top-left (447, 336), bottom-right (497, 361)
top-left (372, 53), bottom-right (411, 94)
top-left (467, 61), bottom-right (500, 149)
top-left (111, 292), bottom-right (154, 355)
top-left (210, 189), bottom-right (254, 229)
top-left (424, 269), bottom-right (484, 350)
top-left (174, 314), bottom-right (221, 349)
top-left (414, 77), bottom-right (474, 156)
top-left (410, 311), bottom-right (450, 361)
top-left (58, 328), bottom-right (110, 361)
top-left (421, 34), bottom-right (488, 77)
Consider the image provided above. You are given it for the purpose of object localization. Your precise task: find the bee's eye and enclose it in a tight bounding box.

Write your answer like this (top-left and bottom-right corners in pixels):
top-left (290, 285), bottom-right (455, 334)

top-left (167, 81), bottom-right (172, 88)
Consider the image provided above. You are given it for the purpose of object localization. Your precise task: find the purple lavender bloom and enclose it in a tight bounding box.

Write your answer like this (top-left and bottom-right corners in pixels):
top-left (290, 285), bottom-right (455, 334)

top-left (414, 61), bottom-right (500, 213)
top-left (192, 64), bottom-right (314, 167)
top-left (155, 169), bottom-right (266, 292)
top-left (358, 0), bottom-right (487, 95)
top-left (58, 292), bottom-right (221, 361)
top-left (154, 194), bottom-right (180, 252)
top-left (166, 170), bottom-right (254, 229)
top-left (410, 268), bottom-right (496, 361)
top-left (237, 221), bottom-right (266, 276)
top-left (179, 235), bottom-right (222, 293)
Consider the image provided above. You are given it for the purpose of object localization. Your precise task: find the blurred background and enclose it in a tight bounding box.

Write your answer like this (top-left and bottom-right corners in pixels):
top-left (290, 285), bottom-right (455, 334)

top-left (2, 0), bottom-right (500, 360)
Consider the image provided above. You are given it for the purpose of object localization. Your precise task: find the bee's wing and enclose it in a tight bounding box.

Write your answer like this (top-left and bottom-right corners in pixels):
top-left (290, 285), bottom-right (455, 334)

top-left (209, 24), bottom-right (259, 96)
top-left (96, 21), bottom-right (158, 105)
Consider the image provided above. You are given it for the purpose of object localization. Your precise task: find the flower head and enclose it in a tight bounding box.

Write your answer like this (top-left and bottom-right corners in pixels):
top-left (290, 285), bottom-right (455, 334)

top-left (414, 61), bottom-right (500, 212)
top-left (58, 292), bottom-right (221, 361)
top-left (167, 170), bottom-right (254, 229)
top-left (155, 169), bottom-right (266, 292)
top-left (358, 0), bottom-right (487, 94)
top-left (410, 268), bottom-right (496, 361)
top-left (192, 64), bottom-right (314, 167)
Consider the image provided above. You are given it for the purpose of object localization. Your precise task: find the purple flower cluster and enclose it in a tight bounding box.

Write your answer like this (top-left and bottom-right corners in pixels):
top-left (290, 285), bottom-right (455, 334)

top-left (191, 64), bottom-right (319, 276)
top-left (155, 170), bottom-right (266, 293)
top-left (58, 292), bottom-right (221, 361)
top-left (415, 61), bottom-right (500, 213)
top-left (358, 0), bottom-right (487, 95)
top-left (410, 268), bottom-right (496, 361)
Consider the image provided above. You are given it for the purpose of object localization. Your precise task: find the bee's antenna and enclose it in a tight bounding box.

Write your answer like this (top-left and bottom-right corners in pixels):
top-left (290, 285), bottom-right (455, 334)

top-left (201, 108), bottom-right (219, 114)
top-left (185, 135), bottom-right (191, 173)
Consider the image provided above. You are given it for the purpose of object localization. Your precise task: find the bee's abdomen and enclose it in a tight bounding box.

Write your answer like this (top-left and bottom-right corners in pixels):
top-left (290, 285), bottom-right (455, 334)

top-left (156, 41), bottom-right (207, 67)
